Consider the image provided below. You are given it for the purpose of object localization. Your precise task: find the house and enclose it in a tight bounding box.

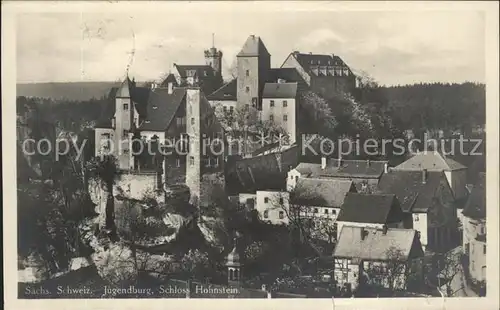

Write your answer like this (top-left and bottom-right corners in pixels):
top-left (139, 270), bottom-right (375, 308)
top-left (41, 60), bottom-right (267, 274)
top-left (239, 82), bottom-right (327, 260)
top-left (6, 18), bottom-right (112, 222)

top-left (287, 157), bottom-right (388, 192)
top-left (207, 79), bottom-right (238, 113)
top-left (377, 169), bottom-right (458, 253)
top-left (255, 190), bottom-right (290, 225)
top-left (280, 51), bottom-right (356, 99)
top-left (333, 226), bottom-right (424, 292)
top-left (395, 150), bottom-right (468, 201)
top-left (461, 172), bottom-right (486, 283)
top-left (290, 178), bottom-right (356, 241)
top-left (336, 193), bottom-right (409, 240)
top-left (261, 82), bottom-right (299, 144)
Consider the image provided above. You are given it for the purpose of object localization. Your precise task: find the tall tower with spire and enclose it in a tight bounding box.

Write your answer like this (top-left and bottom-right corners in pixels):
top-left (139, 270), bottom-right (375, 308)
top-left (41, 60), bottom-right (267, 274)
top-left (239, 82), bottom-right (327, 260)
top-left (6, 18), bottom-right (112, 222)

top-left (204, 33), bottom-right (223, 76)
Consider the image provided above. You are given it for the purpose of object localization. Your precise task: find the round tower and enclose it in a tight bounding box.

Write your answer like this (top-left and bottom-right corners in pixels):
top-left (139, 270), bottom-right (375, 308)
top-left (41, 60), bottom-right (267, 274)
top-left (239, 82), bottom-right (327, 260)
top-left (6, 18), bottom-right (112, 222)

top-left (204, 35), bottom-right (223, 75)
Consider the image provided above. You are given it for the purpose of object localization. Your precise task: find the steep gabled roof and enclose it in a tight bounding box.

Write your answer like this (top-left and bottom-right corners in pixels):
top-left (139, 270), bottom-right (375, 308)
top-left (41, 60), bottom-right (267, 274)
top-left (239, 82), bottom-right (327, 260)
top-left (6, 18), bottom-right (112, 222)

top-left (337, 193), bottom-right (398, 224)
top-left (138, 87), bottom-right (186, 131)
top-left (237, 35), bottom-right (270, 57)
top-left (334, 226), bottom-right (423, 261)
top-left (174, 64), bottom-right (215, 78)
top-left (377, 170), bottom-right (444, 213)
top-left (225, 153), bottom-right (285, 195)
top-left (288, 52), bottom-right (353, 76)
top-left (160, 73), bottom-right (178, 87)
top-left (291, 178), bottom-right (354, 208)
top-left (95, 80), bottom-right (150, 129)
top-left (207, 79), bottom-right (237, 101)
top-left (262, 82), bottom-right (298, 99)
top-left (462, 172), bottom-right (486, 220)
top-left (395, 151), bottom-right (466, 171)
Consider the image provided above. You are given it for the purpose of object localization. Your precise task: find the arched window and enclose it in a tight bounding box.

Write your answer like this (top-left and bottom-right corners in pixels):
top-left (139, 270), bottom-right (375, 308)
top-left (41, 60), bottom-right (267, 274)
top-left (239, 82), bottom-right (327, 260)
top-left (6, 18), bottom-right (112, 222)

top-left (234, 269), bottom-right (239, 280)
top-left (229, 268), bottom-right (234, 280)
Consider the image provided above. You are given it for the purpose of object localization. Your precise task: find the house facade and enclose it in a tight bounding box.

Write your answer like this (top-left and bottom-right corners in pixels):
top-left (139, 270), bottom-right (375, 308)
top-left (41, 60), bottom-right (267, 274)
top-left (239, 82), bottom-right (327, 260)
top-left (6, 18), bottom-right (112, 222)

top-left (261, 82), bottom-right (299, 144)
top-left (461, 173), bottom-right (486, 283)
top-left (377, 169), bottom-right (459, 253)
top-left (280, 51), bottom-right (356, 99)
top-left (333, 226), bottom-right (424, 293)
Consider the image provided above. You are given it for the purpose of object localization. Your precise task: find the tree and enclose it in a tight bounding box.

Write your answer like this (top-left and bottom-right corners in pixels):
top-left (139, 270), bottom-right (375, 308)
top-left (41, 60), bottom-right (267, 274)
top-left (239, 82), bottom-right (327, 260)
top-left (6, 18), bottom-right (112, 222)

top-left (362, 247), bottom-right (410, 295)
top-left (433, 250), bottom-right (462, 297)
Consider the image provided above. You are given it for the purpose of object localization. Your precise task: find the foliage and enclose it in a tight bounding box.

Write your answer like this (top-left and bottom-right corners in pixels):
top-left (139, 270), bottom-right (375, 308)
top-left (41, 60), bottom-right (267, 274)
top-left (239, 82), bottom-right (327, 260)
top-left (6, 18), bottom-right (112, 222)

top-left (361, 247), bottom-right (409, 294)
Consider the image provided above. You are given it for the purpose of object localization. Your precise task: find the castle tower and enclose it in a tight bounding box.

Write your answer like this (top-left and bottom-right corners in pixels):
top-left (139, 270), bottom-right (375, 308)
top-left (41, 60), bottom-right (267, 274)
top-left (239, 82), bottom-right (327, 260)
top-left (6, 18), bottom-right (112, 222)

top-left (236, 35), bottom-right (271, 110)
top-left (185, 88), bottom-right (202, 207)
top-left (114, 76), bottom-right (134, 170)
top-left (225, 238), bottom-right (242, 287)
top-left (204, 34), bottom-right (223, 76)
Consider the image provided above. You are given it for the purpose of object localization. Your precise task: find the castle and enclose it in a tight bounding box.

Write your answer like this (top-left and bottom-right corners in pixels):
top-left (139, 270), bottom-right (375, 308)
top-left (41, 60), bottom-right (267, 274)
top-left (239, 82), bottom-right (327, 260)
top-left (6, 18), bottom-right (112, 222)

top-left (93, 34), bottom-right (356, 207)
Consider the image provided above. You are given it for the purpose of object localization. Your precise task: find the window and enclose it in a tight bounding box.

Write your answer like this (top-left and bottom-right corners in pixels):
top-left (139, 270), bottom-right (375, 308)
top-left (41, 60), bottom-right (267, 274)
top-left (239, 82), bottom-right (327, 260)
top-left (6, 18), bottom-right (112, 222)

top-left (123, 130), bottom-right (129, 137)
top-left (279, 197), bottom-right (284, 204)
top-left (264, 197), bottom-right (269, 203)
top-left (283, 114), bottom-right (288, 122)
top-left (279, 211), bottom-right (285, 219)
top-left (252, 97), bottom-right (258, 107)
top-left (213, 157), bottom-right (219, 167)
top-left (176, 117), bottom-right (183, 126)
top-left (263, 210), bottom-right (269, 218)
top-left (191, 118), bottom-right (195, 125)
top-left (246, 86), bottom-right (250, 93)
top-left (483, 245), bottom-right (486, 254)
top-left (123, 149), bottom-right (129, 154)
top-left (481, 226), bottom-right (485, 234)
top-left (269, 114), bottom-right (274, 122)
top-left (283, 100), bottom-right (288, 107)
top-left (223, 106), bottom-right (228, 113)
top-left (123, 103), bottom-right (129, 110)
top-left (290, 176), bottom-right (293, 180)
top-left (176, 159), bottom-right (181, 167)
top-left (189, 156), bottom-right (195, 166)
top-left (414, 214), bottom-right (419, 222)
top-left (295, 176), bottom-right (298, 182)
top-left (324, 209), bottom-right (329, 214)
top-left (332, 210), bottom-right (337, 215)
top-left (229, 106), bottom-right (234, 114)
top-left (270, 100), bottom-right (275, 107)
top-left (314, 208), bottom-right (319, 213)
top-left (246, 70), bottom-right (250, 76)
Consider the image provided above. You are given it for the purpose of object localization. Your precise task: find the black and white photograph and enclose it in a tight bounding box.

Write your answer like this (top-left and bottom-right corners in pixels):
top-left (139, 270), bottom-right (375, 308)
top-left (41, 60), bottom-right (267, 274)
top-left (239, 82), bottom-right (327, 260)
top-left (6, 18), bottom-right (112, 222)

top-left (3, 1), bottom-right (499, 309)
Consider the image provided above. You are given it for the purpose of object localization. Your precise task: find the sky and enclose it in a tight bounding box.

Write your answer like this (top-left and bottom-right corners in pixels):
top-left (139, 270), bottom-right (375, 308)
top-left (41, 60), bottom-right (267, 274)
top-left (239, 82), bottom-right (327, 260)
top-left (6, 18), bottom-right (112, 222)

top-left (16, 4), bottom-right (485, 86)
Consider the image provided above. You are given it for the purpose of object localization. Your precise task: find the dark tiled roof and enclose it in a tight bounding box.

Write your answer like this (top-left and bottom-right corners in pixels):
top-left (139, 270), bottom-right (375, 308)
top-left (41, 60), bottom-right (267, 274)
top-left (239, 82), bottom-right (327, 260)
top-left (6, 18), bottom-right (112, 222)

top-left (337, 193), bottom-right (398, 224)
top-left (462, 172), bottom-right (486, 220)
top-left (139, 87), bottom-right (186, 131)
top-left (237, 35), bottom-right (270, 57)
top-left (291, 178), bottom-right (354, 208)
top-left (334, 226), bottom-right (423, 261)
top-left (207, 79), bottom-right (237, 101)
top-left (395, 151), bottom-right (466, 171)
top-left (377, 170), bottom-right (444, 212)
top-left (174, 64), bottom-right (215, 78)
top-left (95, 79), bottom-right (151, 129)
top-left (290, 52), bottom-right (353, 76)
top-left (293, 160), bottom-right (387, 179)
top-left (225, 153), bottom-right (286, 195)
top-left (160, 73), bottom-right (178, 87)
top-left (262, 82), bottom-right (298, 99)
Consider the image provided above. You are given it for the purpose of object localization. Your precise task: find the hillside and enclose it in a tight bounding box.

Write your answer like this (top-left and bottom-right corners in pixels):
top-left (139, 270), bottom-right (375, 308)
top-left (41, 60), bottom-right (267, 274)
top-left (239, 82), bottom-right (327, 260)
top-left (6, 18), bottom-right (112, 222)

top-left (16, 82), bottom-right (122, 101)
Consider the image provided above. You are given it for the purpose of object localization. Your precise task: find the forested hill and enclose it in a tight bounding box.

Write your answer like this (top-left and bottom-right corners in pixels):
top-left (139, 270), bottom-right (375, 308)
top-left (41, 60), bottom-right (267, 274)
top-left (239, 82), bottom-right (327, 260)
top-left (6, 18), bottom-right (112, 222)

top-left (383, 82), bottom-right (485, 132)
top-left (17, 82), bottom-right (121, 101)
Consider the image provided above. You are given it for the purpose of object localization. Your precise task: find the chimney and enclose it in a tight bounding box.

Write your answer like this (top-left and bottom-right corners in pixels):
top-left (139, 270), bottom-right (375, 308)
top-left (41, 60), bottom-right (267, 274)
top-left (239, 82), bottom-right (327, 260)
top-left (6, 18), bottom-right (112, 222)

top-left (384, 162), bottom-right (389, 174)
top-left (422, 169), bottom-right (428, 184)
top-left (168, 82), bottom-right (173, 94)
top-left (382, 225), bottom-right (388, 235)
top-left (111, 118), bottom-right (116, 129)
top-left (321, 157), bottom-right (327, 169)
top-left (360, 227), bottom-right (366, 240)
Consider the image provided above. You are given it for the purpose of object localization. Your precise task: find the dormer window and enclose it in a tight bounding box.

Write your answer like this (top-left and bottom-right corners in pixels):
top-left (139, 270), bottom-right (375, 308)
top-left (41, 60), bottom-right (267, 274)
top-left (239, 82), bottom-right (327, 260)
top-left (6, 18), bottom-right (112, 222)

top-left (153, 106), bottom-right (158, 110)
